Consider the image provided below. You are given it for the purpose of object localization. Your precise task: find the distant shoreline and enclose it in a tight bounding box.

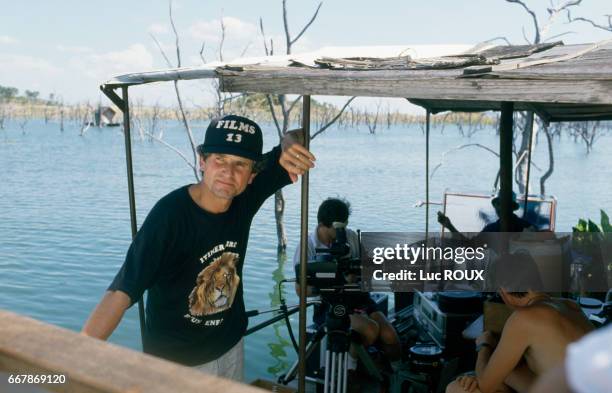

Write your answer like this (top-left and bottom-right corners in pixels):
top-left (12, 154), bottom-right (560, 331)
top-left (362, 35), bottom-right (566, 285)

top-left (0, 96), bottom-right (498, 129)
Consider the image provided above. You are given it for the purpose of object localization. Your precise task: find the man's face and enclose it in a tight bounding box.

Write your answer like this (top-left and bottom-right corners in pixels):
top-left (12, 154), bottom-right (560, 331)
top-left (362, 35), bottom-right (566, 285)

top-left (200, 153), bottom-right (256, 200)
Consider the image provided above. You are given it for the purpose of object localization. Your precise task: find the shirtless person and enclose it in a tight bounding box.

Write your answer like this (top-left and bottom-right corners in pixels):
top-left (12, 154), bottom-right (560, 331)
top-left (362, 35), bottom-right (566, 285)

top-left (446, 254), bottom-right (594, 393)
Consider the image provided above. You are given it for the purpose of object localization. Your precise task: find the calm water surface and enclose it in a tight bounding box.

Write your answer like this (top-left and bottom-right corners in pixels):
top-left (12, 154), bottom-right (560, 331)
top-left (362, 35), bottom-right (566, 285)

top-left (1, 120), bottom-right (610, 381)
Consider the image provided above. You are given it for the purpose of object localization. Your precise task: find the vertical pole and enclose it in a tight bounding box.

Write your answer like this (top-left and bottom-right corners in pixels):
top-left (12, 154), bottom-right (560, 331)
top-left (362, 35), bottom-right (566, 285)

top-left (523, 113), bottom-right (535, 217)
top-left (425, 109), bottom-right (431, 237)
top-left (121, 86), bottom-right (146, 344)
top-left (298, 96), bottom-right (311, 393)
top-left (499, 102), bottom-right (514, 234)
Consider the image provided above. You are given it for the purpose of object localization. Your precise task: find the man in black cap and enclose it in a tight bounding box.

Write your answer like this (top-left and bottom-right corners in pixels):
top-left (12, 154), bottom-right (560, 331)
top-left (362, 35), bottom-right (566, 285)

top-left (82, 115), bottom-right (315, 381)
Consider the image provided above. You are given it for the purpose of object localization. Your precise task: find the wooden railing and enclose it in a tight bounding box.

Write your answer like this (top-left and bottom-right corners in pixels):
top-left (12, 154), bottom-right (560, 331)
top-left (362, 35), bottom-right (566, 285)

top-left (0, 310), bottom-right (266, 393)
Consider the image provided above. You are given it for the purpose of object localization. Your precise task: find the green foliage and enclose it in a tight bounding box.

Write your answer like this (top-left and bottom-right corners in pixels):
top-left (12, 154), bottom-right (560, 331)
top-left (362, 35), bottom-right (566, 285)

top-left (572, 210), bottom-right (610, 233)
top-left (24, 90), bottom-right (40, 100)
top-left (0, 85), bottom-right (42, 103)
top-left (572, 209), bottom-right (610, 255)
top-left (0, 85), bottom-right (19, 100)
top-left (601, 210), bottom-right (612, 233)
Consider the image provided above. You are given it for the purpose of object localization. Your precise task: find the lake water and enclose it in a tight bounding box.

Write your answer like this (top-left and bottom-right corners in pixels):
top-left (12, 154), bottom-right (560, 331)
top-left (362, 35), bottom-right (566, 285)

top-left (1, 119), bottom-right (610, 381)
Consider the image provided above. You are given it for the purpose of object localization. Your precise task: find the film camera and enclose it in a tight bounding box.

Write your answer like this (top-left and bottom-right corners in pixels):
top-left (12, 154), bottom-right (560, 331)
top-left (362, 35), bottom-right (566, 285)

top-left (293, 223), bottom-right (384, 393)
top-left (300, 222), bottom-right (362, 293)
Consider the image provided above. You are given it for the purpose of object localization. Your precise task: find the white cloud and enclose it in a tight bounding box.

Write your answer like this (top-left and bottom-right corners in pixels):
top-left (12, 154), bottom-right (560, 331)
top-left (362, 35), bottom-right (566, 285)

top-left (70, 43), bottom-right (155, 80)
top-left (0, 54), bottom-right (61, 97)
top-left (0, 35), bottom-right (18, 44)
top-left (57, 44), bottom-right (93, 54)
top-left (148, 23), bottom-right (169, 35)
top-left (0, 54), bottom-right (60, 75)
top-left (189, 16), bottom-right (258, 43)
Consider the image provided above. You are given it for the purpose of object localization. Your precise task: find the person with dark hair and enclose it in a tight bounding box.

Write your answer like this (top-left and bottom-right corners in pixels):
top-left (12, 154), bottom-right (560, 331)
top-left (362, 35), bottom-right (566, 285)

top-left (446, 253), bottom-right (594, 393)
top-left (82, 115), bottom-right (315, 381)
top-left (293, 198), bottom-right (401, 371)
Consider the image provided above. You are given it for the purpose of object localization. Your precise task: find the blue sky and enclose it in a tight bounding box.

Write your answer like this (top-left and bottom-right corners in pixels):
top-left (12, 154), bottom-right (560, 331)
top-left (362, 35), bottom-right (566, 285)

top-left (1, 0), bottom-right (610, 109)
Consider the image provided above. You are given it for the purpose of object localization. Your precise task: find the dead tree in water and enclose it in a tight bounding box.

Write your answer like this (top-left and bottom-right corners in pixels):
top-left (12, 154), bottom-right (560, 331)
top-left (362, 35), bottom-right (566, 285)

top-left (59, 100), bottom-right (65, 132)
top-left (363, 101), bottom-right (381, 134)
top-left (568, 121), bottom-right (606, 154)
top-left (260, 0), bottom-right (355, 250)
top-left (79, 102), bottom-right (93, 136)
top-left (149, 0), bottom-right (200, 181)
top-left (488, 0), bottom-right (585, 194)
top-left (198, 16), bottom-right (251, 119)
top-left (0, 104), bottom-right (6, 130)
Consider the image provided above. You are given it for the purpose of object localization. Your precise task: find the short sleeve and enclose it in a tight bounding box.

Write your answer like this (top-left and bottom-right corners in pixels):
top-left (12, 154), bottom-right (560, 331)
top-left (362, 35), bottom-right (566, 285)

top-left (108, 202), bottom-right (175, 305)
top-left (347, 229), bottom-right (360, 259)
top-left (245, 145), bottom-right (292, 214)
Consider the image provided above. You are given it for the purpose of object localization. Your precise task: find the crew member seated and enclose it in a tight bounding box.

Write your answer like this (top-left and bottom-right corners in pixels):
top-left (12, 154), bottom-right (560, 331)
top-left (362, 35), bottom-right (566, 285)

top-left (446, 254), bottom-right (594, 393)
top-left (293, 197), bottom-right (401, 370)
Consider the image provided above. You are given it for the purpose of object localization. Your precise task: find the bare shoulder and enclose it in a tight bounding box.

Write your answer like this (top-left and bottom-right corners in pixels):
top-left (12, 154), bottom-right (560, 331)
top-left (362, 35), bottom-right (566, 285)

top-left (509, 304), bottom-right (553, 327)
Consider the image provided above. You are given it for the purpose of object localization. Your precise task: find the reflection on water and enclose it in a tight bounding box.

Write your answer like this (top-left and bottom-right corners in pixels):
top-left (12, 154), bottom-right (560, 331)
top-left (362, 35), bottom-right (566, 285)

top-left (266, 251), bottom-right (293, 376)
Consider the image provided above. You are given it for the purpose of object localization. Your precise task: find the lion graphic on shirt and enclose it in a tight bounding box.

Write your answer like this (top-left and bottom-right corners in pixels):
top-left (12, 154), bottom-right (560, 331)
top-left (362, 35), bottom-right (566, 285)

top-left (188, 252), bottom-right (240, 316)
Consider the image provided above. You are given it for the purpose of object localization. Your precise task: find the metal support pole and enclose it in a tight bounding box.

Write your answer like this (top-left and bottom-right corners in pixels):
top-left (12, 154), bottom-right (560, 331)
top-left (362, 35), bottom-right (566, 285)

top-left (523, 113), bottom-right (535, 217)
top-left (499, 102), bottom-right (514, 234)
top-left (298, 96), bottom-right (311, 393)
top-left (121, 86), bottom-right (146, 343)
top-left (425, 109), bottom-right (431, 238)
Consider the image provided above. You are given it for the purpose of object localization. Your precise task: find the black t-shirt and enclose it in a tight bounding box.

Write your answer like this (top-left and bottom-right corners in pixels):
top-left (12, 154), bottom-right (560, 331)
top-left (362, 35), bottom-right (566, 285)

top-left (108, 146), bottom-right (291, 365)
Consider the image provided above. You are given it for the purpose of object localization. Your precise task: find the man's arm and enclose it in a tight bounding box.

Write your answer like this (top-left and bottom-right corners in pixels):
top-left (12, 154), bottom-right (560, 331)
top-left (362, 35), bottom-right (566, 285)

top-left (81, 290), bottom-right (132, 340)
top-left (475, 312), bottom-right (530, 393)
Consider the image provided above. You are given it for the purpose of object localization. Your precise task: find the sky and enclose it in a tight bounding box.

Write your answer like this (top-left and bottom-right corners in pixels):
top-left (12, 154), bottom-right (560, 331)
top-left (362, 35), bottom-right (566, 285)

top-left (1, 0), bottom-right (611, 111)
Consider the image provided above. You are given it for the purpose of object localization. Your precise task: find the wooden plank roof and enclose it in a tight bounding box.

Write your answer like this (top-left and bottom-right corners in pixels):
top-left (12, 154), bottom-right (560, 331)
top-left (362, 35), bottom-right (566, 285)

top-left (102, 41), bottom-right (612, 122)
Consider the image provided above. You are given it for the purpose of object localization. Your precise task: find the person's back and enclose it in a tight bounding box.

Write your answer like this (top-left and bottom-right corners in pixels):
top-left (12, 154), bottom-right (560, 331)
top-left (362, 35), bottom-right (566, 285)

top-left (517, 298), bottom-right (593, 375)
top-left (447, 250), bottom-right (594, 393)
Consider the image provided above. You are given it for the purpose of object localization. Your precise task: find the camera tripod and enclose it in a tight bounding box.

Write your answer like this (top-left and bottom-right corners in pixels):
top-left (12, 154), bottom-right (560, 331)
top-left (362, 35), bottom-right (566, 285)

top-left (278, 297), bottom-right (383, 393)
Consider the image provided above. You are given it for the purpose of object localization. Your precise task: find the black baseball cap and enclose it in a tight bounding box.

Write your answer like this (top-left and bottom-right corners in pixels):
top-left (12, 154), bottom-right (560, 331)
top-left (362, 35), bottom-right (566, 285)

top-left (198, 115), bottom-right (263, 161)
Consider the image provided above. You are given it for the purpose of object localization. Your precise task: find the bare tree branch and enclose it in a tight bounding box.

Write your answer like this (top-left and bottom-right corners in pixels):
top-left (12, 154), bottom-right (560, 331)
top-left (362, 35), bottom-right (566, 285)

top-left (169, 0), bottom-right (181, 66)
top-left (282, 0), bottom-right (291, 54)
top-left (151, 0), bottom-right (198, 180)
top-left (506, 0), bottom-right (541, 43)
top-left (566, 9), bottom-right (612, 32)
top-left (150, 34), bottom-right (173, 67)
top-left (199, 42), bottom-right (207, 63)
top-left (541, 0), bottom-right (582, 38)
top-left (483, 36), bottom-right (513, 45)
top-left (219, 15), bottom-right (226, 62)
top-left (311, 97), bottom-right (356, 139)
top-left (282, 0), bottom-right (322, 54)
top-left (265, 95), bottom-right (283, 139)
top-left (259, 18), bottom-right (270, 56)
top-left (540, 125), bottom-right (554, 195)
top-left (431, 143), bottom-right (499, 179)
top-left (522, 26), bottom-right (532, 44)
top-left (286, 95), bottom-right (303, 118)
top-left (290, 2), bottom-right (323, 47)
top-left (239, 41), bottom-right (252, 58)
top-left (543, 31), bottom-right (576, 41)
top-left (145, 131), bottom-right (198, 177)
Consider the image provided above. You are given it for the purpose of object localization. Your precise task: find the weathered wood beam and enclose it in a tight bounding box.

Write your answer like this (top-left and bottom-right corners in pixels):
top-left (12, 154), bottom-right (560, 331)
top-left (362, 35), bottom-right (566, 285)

top-left (0, 310), bottom-right (263, 393)
top-left (218, 69), bottom-right (612, 105)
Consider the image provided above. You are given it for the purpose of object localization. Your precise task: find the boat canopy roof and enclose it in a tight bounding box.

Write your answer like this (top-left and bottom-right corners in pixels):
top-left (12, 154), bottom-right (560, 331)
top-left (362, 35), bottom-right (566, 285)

top-left (102, 41), bottom-right (612, 122)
